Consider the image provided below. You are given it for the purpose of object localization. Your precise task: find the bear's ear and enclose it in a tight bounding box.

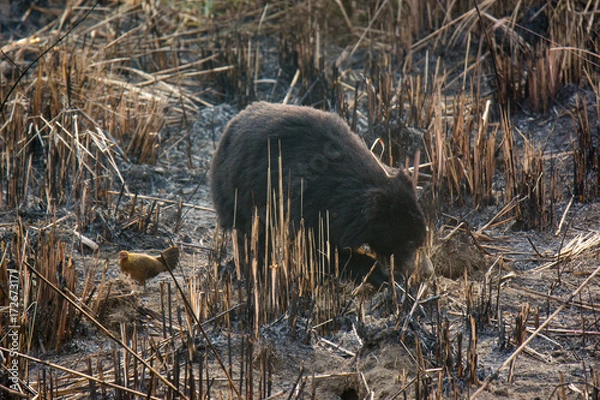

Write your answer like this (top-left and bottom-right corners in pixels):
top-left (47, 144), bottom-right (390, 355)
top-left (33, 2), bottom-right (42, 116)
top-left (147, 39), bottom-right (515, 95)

top-left (367, 187), bottom-right (394, 219)
top-left (394, 168), bottom-right (415, 188)
top-left (367, 183), bottom-right (422, 230)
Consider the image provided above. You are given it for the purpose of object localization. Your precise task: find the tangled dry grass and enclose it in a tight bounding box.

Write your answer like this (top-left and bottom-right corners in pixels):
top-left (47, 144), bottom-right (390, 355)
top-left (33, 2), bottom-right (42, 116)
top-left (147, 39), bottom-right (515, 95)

top-left (1, 0), bottom-right (600, 399)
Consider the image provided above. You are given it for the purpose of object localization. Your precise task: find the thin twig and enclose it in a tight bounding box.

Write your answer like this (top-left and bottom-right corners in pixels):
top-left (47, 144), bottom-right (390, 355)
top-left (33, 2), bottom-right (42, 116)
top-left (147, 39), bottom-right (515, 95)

top-left (107, 190), bottom-right (215, 212)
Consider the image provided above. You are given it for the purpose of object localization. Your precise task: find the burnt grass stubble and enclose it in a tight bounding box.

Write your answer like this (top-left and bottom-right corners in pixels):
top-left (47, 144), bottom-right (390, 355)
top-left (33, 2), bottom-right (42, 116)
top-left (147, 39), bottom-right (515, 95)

top-left (1, 1), bottom-right (600, 399)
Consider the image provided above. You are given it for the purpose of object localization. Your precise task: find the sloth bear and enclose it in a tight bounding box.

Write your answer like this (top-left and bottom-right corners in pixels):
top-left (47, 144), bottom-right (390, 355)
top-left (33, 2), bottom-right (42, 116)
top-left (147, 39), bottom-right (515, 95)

top-left (210, 102), bottom-right (428, 285)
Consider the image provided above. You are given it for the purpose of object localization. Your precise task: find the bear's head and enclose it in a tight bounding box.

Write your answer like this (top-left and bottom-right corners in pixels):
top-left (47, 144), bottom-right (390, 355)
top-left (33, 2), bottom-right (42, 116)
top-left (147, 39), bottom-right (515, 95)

top-left (364, 171), bottom-right (427, 275)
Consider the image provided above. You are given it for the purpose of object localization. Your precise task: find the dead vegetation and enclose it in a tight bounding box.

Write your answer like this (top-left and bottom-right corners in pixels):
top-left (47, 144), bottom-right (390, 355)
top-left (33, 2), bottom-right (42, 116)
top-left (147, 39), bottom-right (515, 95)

top-left (1, 0), bottom-right (600, 399)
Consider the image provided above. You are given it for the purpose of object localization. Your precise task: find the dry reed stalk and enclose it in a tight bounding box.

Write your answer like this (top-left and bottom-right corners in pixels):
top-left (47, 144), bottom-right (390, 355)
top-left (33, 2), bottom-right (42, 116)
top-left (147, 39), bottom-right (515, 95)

top-left (251, 209), bottom-right (262, 338)
top-left (25, 258), bottom-right (190, 398)
top-left (150, 259), bottom-right (243, 398)
top-left (1, 346), bottom-right (163, 399)
top-left (555, 195), bottom-right (574, 237)
top-left (107, 190), bottom-right (215, 212)
top-left (507, 285), bottom-right (599, 312)
top-left (282, 69), bottom-right (301, 104)
top-left (27, 232), bottom-right (78, 350)
top-left (467, 315), bottom-right (479, 386)
top-left (471, 263), bottom-right (600, 399)
top-left (399, 282), bottom-right (429, 337)
top-left (570, 94), bottom-right (600, 202)
top-left (533, 231), bottom-right (600, 272)
top-left (516, 132), bottom-right (552, 230)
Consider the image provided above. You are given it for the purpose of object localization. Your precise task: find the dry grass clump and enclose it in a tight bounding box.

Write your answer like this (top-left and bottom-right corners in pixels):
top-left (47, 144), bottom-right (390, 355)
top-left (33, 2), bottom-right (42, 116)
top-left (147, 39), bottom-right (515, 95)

top-left (430, 231), bottom-right (487, 279)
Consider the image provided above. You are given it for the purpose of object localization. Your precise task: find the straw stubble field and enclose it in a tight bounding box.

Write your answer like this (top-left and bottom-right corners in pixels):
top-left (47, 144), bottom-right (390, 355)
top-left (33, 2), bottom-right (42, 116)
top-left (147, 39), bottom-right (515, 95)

top-left (1, 0), bottom-right (600, 399)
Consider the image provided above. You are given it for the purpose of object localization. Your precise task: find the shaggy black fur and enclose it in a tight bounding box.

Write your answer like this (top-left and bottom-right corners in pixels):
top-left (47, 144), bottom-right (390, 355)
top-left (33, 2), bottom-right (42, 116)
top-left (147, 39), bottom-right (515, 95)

top-left (210, 102), bottom-right (426, 284)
